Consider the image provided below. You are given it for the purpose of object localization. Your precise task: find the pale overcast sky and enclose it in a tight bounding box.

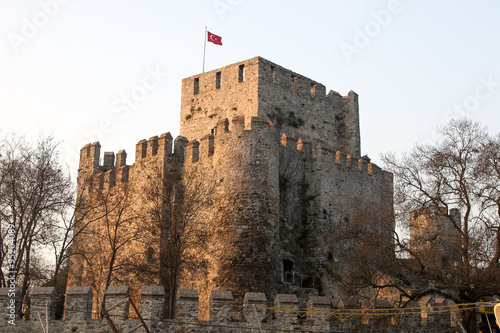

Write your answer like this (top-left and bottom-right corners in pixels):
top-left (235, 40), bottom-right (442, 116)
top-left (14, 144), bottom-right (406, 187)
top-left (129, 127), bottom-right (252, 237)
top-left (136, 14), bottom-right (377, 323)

top-left (1, 0), bottom-right (499, 176)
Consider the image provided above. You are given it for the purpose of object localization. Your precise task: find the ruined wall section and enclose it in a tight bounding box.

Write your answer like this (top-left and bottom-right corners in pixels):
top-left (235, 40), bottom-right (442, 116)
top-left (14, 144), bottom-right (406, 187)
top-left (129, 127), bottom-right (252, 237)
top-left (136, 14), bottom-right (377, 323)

top-left (410, 207), bottom-right (462, 265)
top-left (180, 58), bottom-right (260, 141)
top-left (257, 57), bottom-right (361, 157)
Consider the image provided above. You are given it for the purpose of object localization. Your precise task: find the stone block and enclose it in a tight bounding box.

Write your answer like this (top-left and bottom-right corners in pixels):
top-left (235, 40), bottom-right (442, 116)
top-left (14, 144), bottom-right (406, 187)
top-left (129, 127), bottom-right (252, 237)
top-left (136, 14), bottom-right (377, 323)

top-left (243, 292), bottom-right (267, 324)
top-left (209, 290), bottom-right (233, 323)
top-left (140, 286), bottom-right (165, 321)
top-left (30, 287), bottom-right (57, 320)
top-left (176, 288), bottom-right (198, 322)
top-left (65, 286), bottom-right (93, 321)
top-left (274, 294), bottom-right (298, 321)
top-left (104, 286), bottom-right (129, 321)
top-left (306, 296), bottom-right (331, 330)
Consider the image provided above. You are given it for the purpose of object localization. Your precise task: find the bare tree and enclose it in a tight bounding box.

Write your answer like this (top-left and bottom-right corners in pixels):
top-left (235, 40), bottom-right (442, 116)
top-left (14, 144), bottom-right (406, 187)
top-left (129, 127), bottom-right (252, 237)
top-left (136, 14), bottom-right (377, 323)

top-left (47, 177), bottom-right (117, 288)
top-left (0, 134), bottom-right (73, 317)
top-left (69, 178), bottom-right (146, 317)
top-left (326, 193), bottom-right (402, 302)
top-left (475, 133), bottom-right (500, 271)
top-left (143, 162), bottom-right (222, 318)
top-left (376, 118), bottom-right (500, 332)
top-left (328, 119), bottom-right (500, 332)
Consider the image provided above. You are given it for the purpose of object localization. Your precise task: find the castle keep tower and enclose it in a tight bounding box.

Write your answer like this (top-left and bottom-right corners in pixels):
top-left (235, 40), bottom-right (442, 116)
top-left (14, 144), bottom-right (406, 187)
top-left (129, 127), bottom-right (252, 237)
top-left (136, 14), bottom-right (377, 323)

top-left (181, 57), bottom-right (361, 157)
top-left (69, 57), bottom-right (394, 317)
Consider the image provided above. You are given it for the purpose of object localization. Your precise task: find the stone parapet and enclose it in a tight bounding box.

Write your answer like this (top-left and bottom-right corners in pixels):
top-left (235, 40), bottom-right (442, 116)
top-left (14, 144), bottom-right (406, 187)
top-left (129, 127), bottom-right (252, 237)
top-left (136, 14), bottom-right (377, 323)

top-left (274, 293), bottom-right (299, 325)
top-left (176, 288), bottom-right (198, 322)
top-left (0, 286), bottom-right (460, 333)
top-left (243, 292), bottom-right (267, 324)
top-left (104, 286), bottom-right (129, 321)
top-left (65, 286), bottom-right (93, 321)
top-left (141, 286), bottom-right (165, 322)
top-left (30, 287), bottom-right (57, 320)
top-left (0, 287), bottom-right (21, 322)
top-left (209, 290), bottom-right (233, 324)
top-left (307, 295), bottom-right (331, 328)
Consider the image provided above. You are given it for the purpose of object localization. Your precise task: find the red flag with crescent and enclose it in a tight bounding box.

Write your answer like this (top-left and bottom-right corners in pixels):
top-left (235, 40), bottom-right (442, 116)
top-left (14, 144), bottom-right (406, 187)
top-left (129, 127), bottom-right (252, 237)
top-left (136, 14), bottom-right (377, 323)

top-left (207, 31), bottom-right (223, 45)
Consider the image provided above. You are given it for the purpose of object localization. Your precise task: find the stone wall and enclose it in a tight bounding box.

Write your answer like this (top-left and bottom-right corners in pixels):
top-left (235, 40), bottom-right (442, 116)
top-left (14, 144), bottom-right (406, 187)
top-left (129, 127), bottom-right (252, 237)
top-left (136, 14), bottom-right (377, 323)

top-left (69, 133), bottom-right (182, 316)
top-left (256, 57), bottom-right (360, 157)
top-left (1, 286), bottom-right (459, 333)
top-left (181, 58), bottom-right (260, 141)
top-left (70, 114), bottom-right (393, 319)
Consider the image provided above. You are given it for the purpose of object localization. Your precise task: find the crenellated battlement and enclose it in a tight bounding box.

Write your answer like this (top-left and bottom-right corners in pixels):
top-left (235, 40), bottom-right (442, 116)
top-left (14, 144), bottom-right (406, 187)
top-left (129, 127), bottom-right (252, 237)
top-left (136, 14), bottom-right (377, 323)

top-left (78, 113), bottom-right (384, 198)
top-left (0, 286), bottom-right (459, 333)
top-left (175, 114), bottom-right (381, 181)
top-left (181, 56), bottom-right (348, 107)
top-left (78, 132), bottom-right (184, 191)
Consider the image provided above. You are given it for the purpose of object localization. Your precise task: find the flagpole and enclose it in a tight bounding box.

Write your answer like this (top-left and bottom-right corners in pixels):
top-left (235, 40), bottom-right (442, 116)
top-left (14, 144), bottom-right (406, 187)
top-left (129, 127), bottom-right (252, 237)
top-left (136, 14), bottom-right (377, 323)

top-left (202, 26), bottom-right (207, 73)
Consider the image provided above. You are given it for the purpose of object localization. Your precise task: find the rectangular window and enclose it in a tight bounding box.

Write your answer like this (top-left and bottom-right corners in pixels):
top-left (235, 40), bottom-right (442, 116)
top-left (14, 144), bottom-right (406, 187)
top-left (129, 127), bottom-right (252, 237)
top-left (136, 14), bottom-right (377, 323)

top-left (291, 75), bottom-right (297, 91)
top-left (238, 64), bottom-right (245, 82)
top-left (283, 259), bottom-right (294, 283)
top-left (311, 83), bottom-right (316, 98)
top-left (271, 66), bottom-right (276, 83)
top-left (216, 71), bottom-right (221, 89)
top-left (194, 78), bottom-right (199, 95)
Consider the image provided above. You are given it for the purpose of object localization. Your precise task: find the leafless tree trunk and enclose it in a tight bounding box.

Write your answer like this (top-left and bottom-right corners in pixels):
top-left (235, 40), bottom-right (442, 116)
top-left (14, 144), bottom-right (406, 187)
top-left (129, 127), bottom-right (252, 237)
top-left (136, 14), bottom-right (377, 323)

top-left (377, 119), bottom-right (500, 332)
top-left (328, 119), bottom-right (500, 332)
top-left (475, 133), bottom-right (500, 271)
top-left (0, 134), bottom-right (73, 318)
top-left (70, 180), bottom-right (144, 317)
top-left (143, 162), bottom-right (223, 318)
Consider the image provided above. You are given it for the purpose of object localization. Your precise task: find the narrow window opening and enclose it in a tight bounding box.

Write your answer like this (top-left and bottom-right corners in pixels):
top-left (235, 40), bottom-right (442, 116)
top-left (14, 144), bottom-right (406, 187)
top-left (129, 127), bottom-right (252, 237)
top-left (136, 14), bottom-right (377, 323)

top-left (194, 78), bottom-right (199, 95)
top-left (283, 259), bottom-right (294, 283)
top-left (216, 71), bottom-right (221, 89)
top-left (208, 135), bottom-right (214, 156)
top-left (310, 83), bottom-right (316, 98)
top-left (192, 141), bottom-right (199, 163)
top-left (291, 75), bottom-right (297, 91)
top-left (271, 66), bottom-right (276, 83)
top-left (238, 64), bottom-right (245, 82)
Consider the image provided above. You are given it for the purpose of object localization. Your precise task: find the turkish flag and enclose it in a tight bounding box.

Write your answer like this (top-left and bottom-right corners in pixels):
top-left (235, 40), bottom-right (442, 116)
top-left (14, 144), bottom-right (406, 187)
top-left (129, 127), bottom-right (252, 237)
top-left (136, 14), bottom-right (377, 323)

top-left (207, 31), bottom-right (223, 46)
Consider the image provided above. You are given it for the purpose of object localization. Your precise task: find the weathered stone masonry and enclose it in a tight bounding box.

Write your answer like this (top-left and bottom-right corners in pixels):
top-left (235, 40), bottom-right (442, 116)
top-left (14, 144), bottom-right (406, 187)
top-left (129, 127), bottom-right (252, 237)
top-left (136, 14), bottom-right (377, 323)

top-left (0, 286), bottom-right (459, 333)
top-left (68, 57), bottom-right (394, 319)
top-left (181, 57), bottom-right (360, 157)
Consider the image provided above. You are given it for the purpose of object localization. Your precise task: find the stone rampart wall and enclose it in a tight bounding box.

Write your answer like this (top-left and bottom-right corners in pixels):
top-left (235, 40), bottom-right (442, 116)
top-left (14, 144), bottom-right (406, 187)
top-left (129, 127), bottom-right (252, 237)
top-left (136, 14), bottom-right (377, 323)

top-left (1, 286), bottom-right (458, 333)
top-left (72, 115), bottom-right (393, 316)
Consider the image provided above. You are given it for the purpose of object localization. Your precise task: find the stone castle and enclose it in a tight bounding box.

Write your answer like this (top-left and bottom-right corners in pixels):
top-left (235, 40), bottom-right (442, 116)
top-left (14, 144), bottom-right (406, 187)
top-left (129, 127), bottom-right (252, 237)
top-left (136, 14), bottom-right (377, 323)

top-left (68, 57), bottom-right (395, 318)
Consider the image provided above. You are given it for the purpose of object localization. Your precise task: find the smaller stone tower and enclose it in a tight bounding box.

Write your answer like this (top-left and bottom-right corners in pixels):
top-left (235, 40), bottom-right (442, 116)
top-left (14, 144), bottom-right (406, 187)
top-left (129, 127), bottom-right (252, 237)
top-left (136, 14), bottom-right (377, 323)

top-left (410, 207), bottom-right (462, 266)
